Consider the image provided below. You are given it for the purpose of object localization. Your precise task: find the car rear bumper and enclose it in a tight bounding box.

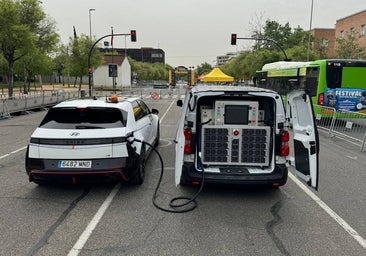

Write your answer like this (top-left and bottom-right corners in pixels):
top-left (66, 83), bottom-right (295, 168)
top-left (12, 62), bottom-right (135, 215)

top-left (26, 157), bottom-right (128, 183)
top-left (182, 163), bottom-right (288, 186)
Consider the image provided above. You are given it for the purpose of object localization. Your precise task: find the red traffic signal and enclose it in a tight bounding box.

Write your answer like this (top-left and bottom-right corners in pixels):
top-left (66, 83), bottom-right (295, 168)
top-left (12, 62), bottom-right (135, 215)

top-left (131, 30), bottom-right (136, 42)
top-left (231, 34), bottom-right (237, 45)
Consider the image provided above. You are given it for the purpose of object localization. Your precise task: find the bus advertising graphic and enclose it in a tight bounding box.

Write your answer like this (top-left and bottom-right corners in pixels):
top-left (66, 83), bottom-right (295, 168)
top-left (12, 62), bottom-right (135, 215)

top-left (325, 88), bottom-right (366, 112)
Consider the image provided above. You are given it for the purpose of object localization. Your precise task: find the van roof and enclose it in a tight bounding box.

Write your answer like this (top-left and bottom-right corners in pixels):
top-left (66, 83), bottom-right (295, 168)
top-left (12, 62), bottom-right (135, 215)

top-left (190, 84), bottom-right (278, 94)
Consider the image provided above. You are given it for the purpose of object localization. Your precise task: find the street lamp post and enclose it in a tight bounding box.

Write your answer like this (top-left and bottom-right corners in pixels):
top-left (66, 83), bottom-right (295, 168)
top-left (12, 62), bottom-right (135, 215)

top-left (307, 0), bottom-right (314, 61)
top-left (89, 8), bottom-right (95, 38)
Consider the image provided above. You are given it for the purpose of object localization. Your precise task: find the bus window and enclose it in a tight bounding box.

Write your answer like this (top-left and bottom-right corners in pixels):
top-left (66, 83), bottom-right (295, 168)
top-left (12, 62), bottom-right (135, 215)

top-left (326, 63), bottom-right (342, 89)
top-left (305, 67), bottom-right (319, 97)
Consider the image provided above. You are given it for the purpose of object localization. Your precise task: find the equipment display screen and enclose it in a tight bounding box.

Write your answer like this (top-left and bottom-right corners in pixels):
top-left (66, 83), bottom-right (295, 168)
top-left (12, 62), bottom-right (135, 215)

top-left (215, 100), bottom-right (258, 126)
top-left (224, 105), bottom-right (249, 125)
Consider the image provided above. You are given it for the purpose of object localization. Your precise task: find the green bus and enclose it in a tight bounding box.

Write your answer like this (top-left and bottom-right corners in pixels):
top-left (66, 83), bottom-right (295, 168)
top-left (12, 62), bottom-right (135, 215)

top-left (256, 59), bottom-right (366, 114)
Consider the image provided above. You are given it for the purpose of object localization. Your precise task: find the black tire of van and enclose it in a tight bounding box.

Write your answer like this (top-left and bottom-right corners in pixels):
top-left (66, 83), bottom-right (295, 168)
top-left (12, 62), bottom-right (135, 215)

top-left (180, 164), bottom-right (192, 186)
top-left (180, 162), bottom-right (288, 187)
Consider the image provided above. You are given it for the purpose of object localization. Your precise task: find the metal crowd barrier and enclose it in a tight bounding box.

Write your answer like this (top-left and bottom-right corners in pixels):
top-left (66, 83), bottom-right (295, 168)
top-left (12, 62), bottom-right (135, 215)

top-left (314, 105), bottom-right (366, 152)
top-left (0, 86), bottom-right (186, 120)
top-left (0, 90), bottom-right (82, 119)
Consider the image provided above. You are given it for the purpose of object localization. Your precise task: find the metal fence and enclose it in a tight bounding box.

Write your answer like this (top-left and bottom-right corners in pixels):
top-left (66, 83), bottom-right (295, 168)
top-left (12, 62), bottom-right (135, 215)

top-left (0, 90), bottom-right (83, 119)
top-left (314, 105), bottom-right (366, 152)
top-left (0, 86), bottom-right (186, 120)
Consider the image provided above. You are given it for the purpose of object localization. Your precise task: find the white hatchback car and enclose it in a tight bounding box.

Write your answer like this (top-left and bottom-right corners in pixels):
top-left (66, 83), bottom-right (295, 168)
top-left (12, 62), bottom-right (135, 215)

top-left (175, 85), bottom-right (319, 189)
top-left (25, 95), bottom-right (159, 185)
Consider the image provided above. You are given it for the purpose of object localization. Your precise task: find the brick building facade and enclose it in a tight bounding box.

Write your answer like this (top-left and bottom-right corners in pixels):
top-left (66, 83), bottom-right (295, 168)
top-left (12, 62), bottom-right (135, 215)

top-left (312, 9), bottom-right (366, 59)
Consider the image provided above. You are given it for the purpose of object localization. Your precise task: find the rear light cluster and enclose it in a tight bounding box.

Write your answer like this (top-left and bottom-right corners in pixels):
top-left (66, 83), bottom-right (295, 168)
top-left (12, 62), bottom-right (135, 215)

top-left (280, 130), bottom-right (290, 156)
top-left (183, 128), bottom-right (192, 154)
top-left (318, 93), bottom-right (324, 106)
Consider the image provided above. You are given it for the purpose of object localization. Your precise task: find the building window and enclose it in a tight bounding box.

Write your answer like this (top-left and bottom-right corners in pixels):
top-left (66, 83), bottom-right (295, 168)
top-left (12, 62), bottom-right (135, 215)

top-left (360, 24), bottom-right (366, 37)
top-left (339, 30), bottom-right (344, 39)
top-left (358, 49), bottom-right (364, 59)
top-left (350, 27), bottom-right (355, 37)
top-left (320, 39), bottom-right (329, 47)
top-left (151, 53), bottom-right (163, 58)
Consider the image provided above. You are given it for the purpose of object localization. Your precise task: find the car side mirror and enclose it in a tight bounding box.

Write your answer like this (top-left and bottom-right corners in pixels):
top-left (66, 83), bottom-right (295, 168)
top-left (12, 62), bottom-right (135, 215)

top-left (177, 100), bottom-right (183, 107)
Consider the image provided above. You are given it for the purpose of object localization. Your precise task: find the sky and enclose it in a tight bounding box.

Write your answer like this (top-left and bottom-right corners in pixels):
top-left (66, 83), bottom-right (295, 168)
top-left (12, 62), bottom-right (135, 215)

top-left (41, 0), bottom-right (366, 68)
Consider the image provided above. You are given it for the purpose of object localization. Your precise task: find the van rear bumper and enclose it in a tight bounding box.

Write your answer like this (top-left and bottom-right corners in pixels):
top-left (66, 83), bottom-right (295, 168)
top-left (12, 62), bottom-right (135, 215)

top-left (181, 163), bottom-right (288, 186)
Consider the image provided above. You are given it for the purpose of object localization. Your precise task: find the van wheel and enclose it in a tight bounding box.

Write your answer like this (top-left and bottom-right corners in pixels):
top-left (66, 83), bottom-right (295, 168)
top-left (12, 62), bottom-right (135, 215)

top-left (179, 167), bottom-right (192, 186)
top-left (129, 145), bottom-right (146, 185)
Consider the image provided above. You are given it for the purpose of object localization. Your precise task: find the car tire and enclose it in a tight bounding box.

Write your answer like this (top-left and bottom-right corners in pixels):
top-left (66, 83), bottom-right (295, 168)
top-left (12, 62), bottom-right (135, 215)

top-left (155, 122), bottom-right (160, 147)
top-left (33, 179), bottom-right (49, 186)
top-left (129, 144), bottom-right (146, 185)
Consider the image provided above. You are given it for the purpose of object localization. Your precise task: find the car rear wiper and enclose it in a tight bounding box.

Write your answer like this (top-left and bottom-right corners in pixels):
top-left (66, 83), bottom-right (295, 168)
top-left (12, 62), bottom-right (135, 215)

top-left (74, 125), bottom-right (106, 129)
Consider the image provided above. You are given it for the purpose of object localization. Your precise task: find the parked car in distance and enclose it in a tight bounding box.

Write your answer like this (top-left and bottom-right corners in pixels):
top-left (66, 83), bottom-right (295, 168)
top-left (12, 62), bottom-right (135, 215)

top-left (25, 95), bottom-right (160, 185)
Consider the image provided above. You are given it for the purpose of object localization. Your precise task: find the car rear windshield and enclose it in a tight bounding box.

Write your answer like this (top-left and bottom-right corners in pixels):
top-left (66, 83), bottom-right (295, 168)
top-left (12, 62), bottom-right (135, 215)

top-left (39, 107), bottom-right (127, 129)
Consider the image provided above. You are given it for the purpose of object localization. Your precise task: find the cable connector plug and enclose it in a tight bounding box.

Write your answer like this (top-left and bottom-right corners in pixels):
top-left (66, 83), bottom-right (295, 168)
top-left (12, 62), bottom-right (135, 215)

top-left (127, 135), bottom-right (135, 144)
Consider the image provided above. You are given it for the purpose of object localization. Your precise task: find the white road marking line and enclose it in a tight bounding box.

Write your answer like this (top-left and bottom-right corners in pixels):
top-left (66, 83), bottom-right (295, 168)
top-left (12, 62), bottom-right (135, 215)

top-left (67, 183), bottom-right (121, 256)
top-left (0, 146), bottom-right (27, 159)
top-left (67, 100), bottom-right (174, 255)
top-left (289, 172), bottom-right (366, 249)
top-left (159, 99), bottom-right (176, 122)
top-left (11, 146), bottom-right (27, 154)
top-left (0, 153), bottom-right (10, 160)
top-left (346, 155), bottom-right (358, 160)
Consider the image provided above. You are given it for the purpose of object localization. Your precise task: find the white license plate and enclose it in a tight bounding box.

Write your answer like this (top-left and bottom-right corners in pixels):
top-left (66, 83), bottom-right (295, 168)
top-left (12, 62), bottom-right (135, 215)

top-left (58, 160), bottom-right (92, 168)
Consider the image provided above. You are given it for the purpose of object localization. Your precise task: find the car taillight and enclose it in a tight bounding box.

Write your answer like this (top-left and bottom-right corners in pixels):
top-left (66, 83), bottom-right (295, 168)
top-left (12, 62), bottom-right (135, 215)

top-left (183, 128), bottom-right (192, 154)
top-left (318, 93), bottom-right (324, 106)
top-left (280, 130), bottom-right (290, 156)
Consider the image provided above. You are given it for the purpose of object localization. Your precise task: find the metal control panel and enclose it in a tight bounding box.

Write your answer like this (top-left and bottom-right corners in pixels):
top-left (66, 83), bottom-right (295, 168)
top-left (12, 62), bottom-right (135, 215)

top-left (201, 125), bottom-right (270, 166)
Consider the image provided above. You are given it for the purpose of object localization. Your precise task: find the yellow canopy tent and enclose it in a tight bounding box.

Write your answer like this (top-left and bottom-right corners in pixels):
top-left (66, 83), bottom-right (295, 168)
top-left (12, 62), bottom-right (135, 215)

top-left (201, 67), bottom-right (234, 82)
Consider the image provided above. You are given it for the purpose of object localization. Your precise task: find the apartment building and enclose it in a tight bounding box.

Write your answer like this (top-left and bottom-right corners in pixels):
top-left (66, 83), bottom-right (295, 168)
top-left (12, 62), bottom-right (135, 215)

top-left (335, 9), bottom-right (366, 58)
top-left (310, 28), bottom-right (336, 57)
top-left (311, 9), bottom-right (366, 59)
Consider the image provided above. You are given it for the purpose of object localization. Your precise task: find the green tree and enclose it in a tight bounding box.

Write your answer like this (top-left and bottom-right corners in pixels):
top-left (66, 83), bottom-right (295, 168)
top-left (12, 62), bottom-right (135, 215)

top-left (68, 34), bottom-right (103, 89)
top-left (0, 0), bottom-right (59, 97)
top-left (15, 48), bottom-right (54, 90)
top-left (129, 58), bottom-right (170, 82)
top-left (53, 45), bottom-right (70, 85)
top-left (336, 33), bottom-right (365, 59)
top-left (196, 62), bottom-right (213, 76)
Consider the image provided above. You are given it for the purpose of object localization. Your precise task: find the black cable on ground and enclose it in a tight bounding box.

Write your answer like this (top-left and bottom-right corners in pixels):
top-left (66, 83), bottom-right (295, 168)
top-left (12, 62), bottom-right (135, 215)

top-left (133, 139), bottom-right (204, 213)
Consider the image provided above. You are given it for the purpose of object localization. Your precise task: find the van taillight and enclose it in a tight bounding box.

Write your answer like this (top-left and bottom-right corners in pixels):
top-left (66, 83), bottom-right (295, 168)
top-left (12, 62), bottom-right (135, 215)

top-left (280, 130), bottom-right (290, 156)
top-left (184, 128), bottom-right (192, 154)
top-left (318, 93), bottom-right (324, 105)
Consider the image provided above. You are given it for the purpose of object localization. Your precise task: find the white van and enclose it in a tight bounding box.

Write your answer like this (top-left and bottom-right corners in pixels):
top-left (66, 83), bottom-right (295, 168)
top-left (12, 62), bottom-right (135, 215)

top-left (175, 85), bottom-right (319, 189)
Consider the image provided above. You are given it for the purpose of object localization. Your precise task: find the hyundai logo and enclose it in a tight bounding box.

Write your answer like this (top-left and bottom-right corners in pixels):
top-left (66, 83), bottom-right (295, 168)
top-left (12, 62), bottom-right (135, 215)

top-left (70, 132), bottom-right (80, 136)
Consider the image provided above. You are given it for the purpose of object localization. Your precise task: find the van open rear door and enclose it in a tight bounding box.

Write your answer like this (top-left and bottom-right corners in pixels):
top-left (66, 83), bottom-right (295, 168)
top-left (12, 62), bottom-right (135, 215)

top-left (175, 98), bottom-right (190, 186)
top-left (287, 90), bottom-right (319, 190)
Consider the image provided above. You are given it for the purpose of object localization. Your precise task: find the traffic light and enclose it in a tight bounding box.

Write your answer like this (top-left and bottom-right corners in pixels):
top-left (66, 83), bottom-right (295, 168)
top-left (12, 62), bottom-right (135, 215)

top-left (231, 33), bottom-right (237, 45)
top-left (131, 30), bottom-right (136, 42)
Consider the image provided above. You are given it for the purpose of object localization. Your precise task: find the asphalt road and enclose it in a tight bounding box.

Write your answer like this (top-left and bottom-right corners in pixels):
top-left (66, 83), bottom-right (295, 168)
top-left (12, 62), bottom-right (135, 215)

top-left (0, 92), bottom-right (365, 256)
